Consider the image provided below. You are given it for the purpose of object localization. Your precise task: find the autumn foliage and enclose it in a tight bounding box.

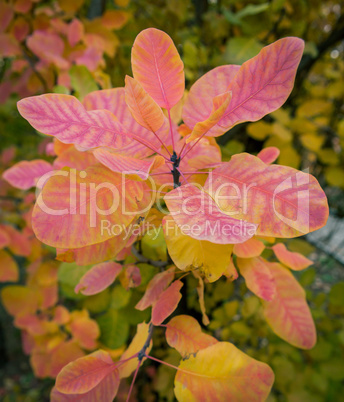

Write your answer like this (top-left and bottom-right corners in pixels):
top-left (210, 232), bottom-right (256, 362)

top-left (1, 25), bottom-right (331, 401)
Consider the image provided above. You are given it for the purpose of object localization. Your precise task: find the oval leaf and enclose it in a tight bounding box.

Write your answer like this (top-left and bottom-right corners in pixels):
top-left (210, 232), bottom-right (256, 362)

top-left (75, 262), bottom-right (122, 295)
top-left (166, 315), bottom-right (217, 357)
top-left (3, 160), bottom-right (53, 190)
top-left (262, 262), bottom-right (316, 349)
top-left (131, 28), bottom-right (184, 109)
top-left (237, 257), bottom-right (276, 301)
top-left (272, 242), bottom-right (312, 271)
top-left (17, 94), bottom-right (132, 150)
top-left (55, 350), bottom-right (116, 395)
top-left (125, 75), bottom-right (165, 132)
top-left (152, 280), bottom-right (183, 325)
top-left (174, 342), bottom-right (274, 401)
top-left (164, 184), bottom-right (257, 244)
top-left (205, 153), bottom-right (329, 237)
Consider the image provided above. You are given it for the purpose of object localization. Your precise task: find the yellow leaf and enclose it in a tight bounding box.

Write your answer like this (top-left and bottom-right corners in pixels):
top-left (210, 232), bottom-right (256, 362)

top-left (174, 342), bottom-right (274, 401)
top-left (300, 133), bottom-right (325, 152)
top-left (163, 216), bottom-right (233, 282)
top-left (247, 121), bottom-right (272, 140)
top-left (325, 167), bottom-right (344, 188)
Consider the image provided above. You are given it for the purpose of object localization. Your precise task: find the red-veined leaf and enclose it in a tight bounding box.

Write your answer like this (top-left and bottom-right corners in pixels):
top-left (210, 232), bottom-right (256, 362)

top-left (17, 94), bottom-right (132, 150)
top-left (205, 153), bottom-right (329, 237)
top-left (262, 262), bottom-right (316, 349)
top-left (152, 280), bottom-right (183, 325)
top-left (237, 257), bottom-right (276, 301)
top-left (131, 28), bottom-right (184, 109)
top-left (93, 148), bottom-right (164, 180)
top-left (165, 315), bottom-right (217, 357)
top-left (182, 65), bottom-right (240, 136)
top-left (0, 227), bottom-right (10, 249)
top-left (125, 75), bottom-right (165, 132)
top-left (68, 19), bottom-right (84, 47)
top-left (83, 88), bottom-right (170, 157)
top-left (135, 267), bottom-right (175, 311)
top-left (51, 369), bottom-right (119, 401)
top-left (164, 184), bottom-right (257, 244)
top-left (3, 160), bottom-right (53, 190)
top-left (53, 146), bottom-right (98, 171)
top-left (1, 285), bottom-right (39, 316)
top-left (75, 262), bottom-right (122, 295)
top-left (55, 350), bottom-right (116, 395)
top-left (32, 165), bottom-right (144, 248)
top-left (272, 242), bottom-right (312, 270)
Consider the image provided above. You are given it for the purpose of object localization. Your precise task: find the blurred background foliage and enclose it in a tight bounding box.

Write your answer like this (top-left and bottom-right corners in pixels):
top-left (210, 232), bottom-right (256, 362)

top-left (0, 0), bottom-right (343, 400)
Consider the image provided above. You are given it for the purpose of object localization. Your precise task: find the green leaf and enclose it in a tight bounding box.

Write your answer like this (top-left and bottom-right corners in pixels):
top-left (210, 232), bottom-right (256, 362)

top-left (69, 65), bottom-right (98, 101)
top-left (110, 285), bottom-right (131, 309)
top-left (97, 309), bottom-right (129, 349)
top-left (58, 262), bottom-right (91, 300)
top-left (223, 37), bottom-right (263, 64)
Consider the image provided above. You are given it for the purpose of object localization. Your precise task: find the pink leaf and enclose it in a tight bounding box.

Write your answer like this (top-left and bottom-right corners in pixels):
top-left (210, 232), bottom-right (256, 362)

top-left (151, 280), bottom-right (183, 325)
top-left (131, 28), bottom-right (184, 109)
top-left (27, 31), bottom-right (69, 69)
top-left (220, 38), bottom-right (304, 130)
top-left (68, 19), bottom-right (84, 47)
top-left (272, 243), bottom-right (312, 271)
top-left (164, 184), bottom-right (257, 244)
top-left (3, 160), bottom-right (53, 190)
top-left (262, 262), bottom-right (316, 349)
top-left (257, 147), bottom-right (280, 164)
top-left (75, 262), bottom-right (122, 295)
top-left (205, 153), bottom-right (329, 237)
top-left (237, 257), bottom-right (276, 301)
top-left (182, 65), bottom-right (240, 136)
top-left (136, 267), bottom-right (175, 311)
top-left (17, 94), bottom-right (132, 150)
top-left (93, 148), bottom-right (164, 180)
top-left (83, 88), bottom-right (169, 158)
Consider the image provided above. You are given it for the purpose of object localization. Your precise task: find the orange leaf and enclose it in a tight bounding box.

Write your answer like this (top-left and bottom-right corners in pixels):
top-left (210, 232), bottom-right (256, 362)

top-left (75, 262), bottom-right (122, 295)
top-left (32, 166), bottom-right (143, 248)
top-left (0, 250), bottom-right (18, 282)
top-left (131, 28), bottom-right (184, 109)
top-left (125, 75), bottom-right (165, 132)
top-left (262, 262), bottom-right (316, 349)
top-left (186, 91), bottom-right (232, 143)
top-left (272, 243), bottom-right (312, 271)
top-left (1, 285), bottom-right (39, 316)
top-left (51, 369), bottom-right (119, 401)
top-left (151, 280), bottom-right (183, 325)
top-left (233, 237), bottom-right (265, 258)
top-left (237, 257), bottom-right (276, 301)
top-left (55, 350), bottom-right (116, 394)
top-left (165, 315), bottom-right (217, 357)
top-left (135, 267), bottom-right (175, 311)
